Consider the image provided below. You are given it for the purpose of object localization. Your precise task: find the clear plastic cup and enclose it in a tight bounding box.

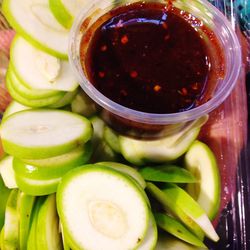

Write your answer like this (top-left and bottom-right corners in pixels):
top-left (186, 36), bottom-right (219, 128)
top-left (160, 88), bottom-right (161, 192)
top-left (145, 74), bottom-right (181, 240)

top-left (69, 0), bottom-right (242, 139)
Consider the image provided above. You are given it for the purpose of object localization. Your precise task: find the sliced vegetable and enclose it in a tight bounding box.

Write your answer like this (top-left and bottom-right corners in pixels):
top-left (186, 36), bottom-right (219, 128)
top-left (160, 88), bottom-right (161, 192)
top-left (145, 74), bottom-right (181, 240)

top-left (119, 116), bottom-right (208, 165)
top-left (19, 193), bottom-right (36, 250)
top-left (103, 126), bottom-right (121, 153)
top-left (57, 165), bottom-right (150, 250)
top-left (0, 109), bottom-right (92, 159)
top-left (139, 165), bottom-right (197, 183)
top-left (154, 213), bottom-right (206, 248)
top-left (97, 161), bottom-right (146, 189)
top-left (0, 155), bottom-right (17, 189)
top-left (185, 140), bottom-right (220, 220)
top-left (10, 35), bottom-right (78, 91)
top-left (36, 194), bottom-right (63, 250)
top-left (2, 0), bottom-right (69, 58)
top-left (15, 143), bottom-right (92, 179)
top-left (3, 189), bottom-right (19, 250)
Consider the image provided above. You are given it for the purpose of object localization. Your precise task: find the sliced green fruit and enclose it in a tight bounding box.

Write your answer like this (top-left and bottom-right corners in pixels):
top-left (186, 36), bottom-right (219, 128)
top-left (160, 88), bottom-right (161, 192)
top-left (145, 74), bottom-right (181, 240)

top-left (0, 109), bottom-right (92, 159)
top-left (0, 176), bottom-right (11, 230)
top-left (137, 212), bottom-right (158, 250)
top-left (119, 116), bottom-right (208, 165)
top-left (147, 182), bottom-right (204, 240)
top-left (57, 165), bottom-right (150, 250)
top-left (13, 143), bottom-right (92, 180)
top-left (0, 155), bottom-right (17, 189)
top-left (97, 162), bottom-right (146, 189)
top-left (2, 101), bottom-right (31, 122)
top-left (6, 75), bottom-right (65, 108)
top-left (3, 189), bottom-right (19, 250)
top-left (161, 183), bottom-right (219, 242)
top-left (2, 0), bottom-right (69, 58)
top-left (154, 213), bottom-right (206, 248)
top-left (49, 0), bottom-right (89, 29)
top-left (0, 226), bottom-right (5, 250)
top-left (27, 197), bottom-right (46, 250)
top-left (15, 174), bottom-right (60, 196)
top-left (185, 140), bottom-right (220, 220)
top-left (19, 192), bottom-right (36, 250)
top-left (37, 194), bottom-right (63, 250)
top-left (91, 141), bottom-right (118, 162)
top-left (103, 126), bottom-right (121, 153)
top-left (71, 90), bottom-right (97, 117)
top-left (139, 165), bottom-right (197, 183)
top-left (60, 223), bottom-right (70, 250)
top-left (48, 88), bottom-right (78, 108)
top-left (10, 35), bottom-right (78, 91)
top-left (90, 116), bottom-right (105, 147)
top-left (7, 65), bottom-right (63, 100)
top-left (156, 234), bottom-right (206, 250)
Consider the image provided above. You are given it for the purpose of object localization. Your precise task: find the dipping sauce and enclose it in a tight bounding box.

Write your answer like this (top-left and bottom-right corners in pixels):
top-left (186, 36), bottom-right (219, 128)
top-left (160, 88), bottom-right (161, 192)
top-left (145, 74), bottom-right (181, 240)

top-left (80, 2), bottom-right (223, 114)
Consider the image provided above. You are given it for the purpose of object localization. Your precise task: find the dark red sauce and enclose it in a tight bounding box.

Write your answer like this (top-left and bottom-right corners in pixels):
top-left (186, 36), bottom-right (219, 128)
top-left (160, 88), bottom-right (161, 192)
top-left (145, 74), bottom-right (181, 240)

top-left (81, 2), bottom-right (224, 114)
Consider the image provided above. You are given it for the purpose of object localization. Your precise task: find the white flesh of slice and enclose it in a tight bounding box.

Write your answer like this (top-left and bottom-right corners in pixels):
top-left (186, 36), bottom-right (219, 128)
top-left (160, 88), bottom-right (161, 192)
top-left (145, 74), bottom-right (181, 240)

top-left (137, 212), bottom-right (158, 250)
top-left (57, 166), bottom-right (149, 250)
top-left (0, 156), bottom-right (17, 189)
top-left (2, 0), bottom-right (69, 58)
top-left (11, 35), bottom-right (78, 91)
top-left (0, 109), bottom-right (92, 159)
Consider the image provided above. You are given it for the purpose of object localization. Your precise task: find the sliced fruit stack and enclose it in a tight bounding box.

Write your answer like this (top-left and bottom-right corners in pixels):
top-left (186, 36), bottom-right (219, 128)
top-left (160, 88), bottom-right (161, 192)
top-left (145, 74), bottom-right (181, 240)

top-left (0, 0), bottom-right (222, 249)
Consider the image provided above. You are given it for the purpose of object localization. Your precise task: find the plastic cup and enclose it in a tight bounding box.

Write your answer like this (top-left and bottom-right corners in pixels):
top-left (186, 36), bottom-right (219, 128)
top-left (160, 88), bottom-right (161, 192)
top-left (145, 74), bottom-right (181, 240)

top-left (69, 0), bottom-right (242, 139)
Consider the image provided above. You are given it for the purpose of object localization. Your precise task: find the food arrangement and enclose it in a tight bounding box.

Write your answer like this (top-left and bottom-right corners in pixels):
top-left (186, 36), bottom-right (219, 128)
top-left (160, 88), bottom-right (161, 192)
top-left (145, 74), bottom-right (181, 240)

top-left (0, 0), bottom-right (248, 249)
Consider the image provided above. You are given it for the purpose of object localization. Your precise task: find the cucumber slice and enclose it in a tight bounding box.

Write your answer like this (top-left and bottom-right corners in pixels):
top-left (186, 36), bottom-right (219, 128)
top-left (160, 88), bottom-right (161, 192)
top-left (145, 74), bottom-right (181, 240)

top-left (19, 192), bottom-right (36, 250)
top-left (90, 116), bottom-right (105, 147)
top-left (0, 109), bottom-right (92, 159)
top-left (10, 35), bottom-right (78, 91)
top-left (3, 189), bottom-right (20, 250)
top-left (161, 183), bottom-right (219, 242)
top-left (119, 116), bottom-right (208, 165)
top-left (48, 88), bottom-right (78, 108)
top-left (139, 165), bottom-right (197, 183)
top-left (97, 162), bottom-right (146, 189)
top-left (36, 194), bottom-right (63, 250)
top-left (185, 141), bottom-right (220, 220)
top-left (154, 213), bottom-right (206, 248)
top-left (147, 182), bottom-right (204, 240)
top-left (6, 75), bottom-right (65, 108)
top-left (2, 101), bottom-right (31, 122)
top-left (103, 126), bottom-right (121, 153)
top-left (0, 176), bottom-right (11, 230)
top-left (57, 165), bottom-right (150, 250)
top-left (2, 0), bottom-right (69, 58)
top-left (60, 223), bottom-right (70, 250)
top-left (7, 66), bottom-right (64, 100)
top-left (13, 143), bottom-right (92, 180)
top-left (71, 90), bottom-right (97, 117)
top-left (0, 156), bottom-right (17, 189)
top-left (16, 174), bottom-right (61, 196)
top-left (27, 197), bottom-right (46, 250)
top-left (91, 141), bottom-right (118, 162)
top-left (137, 212), bottom-right (157, 250)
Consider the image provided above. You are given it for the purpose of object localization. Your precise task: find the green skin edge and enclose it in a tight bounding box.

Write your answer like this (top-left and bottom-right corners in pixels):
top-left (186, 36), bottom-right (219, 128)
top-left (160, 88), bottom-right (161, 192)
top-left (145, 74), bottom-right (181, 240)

top-left (0, 110), bottom-right (93, 159)
top-left (154, 213), bottom-right (206, 248)
top-left (147, 182), bottom-right (204, 240)
top-left (2, 0), bottom-right (68, 59)
top-left (19, 193), bottom-right (36, 250)
top-left (27, 197), bottom-right (47, 250)
top-left (15, 174), bottom-right (60, 196)
top-left (13, 142), bottom-right (93, 180)
top-left (49, 0), bottom-right (73, 29)
top-left (7, 64), bottom-right (64, 99)
top-left (185, 140), bottom-right (221, 220)
top-left (57, 165), bottom-right (150, 250)
top-left (5, 75), bottom-right (65, 108)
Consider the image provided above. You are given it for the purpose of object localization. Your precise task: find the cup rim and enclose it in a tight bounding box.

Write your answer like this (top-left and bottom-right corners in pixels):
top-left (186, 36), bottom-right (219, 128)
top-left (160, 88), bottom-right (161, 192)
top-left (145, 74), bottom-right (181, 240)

top-left (69, 0), bottom-right (242, 125)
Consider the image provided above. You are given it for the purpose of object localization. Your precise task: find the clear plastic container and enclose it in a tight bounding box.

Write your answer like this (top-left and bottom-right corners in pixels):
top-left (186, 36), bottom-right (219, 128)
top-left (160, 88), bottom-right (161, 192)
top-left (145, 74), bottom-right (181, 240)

top-left (69, 0), bottom-right (242, 139)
